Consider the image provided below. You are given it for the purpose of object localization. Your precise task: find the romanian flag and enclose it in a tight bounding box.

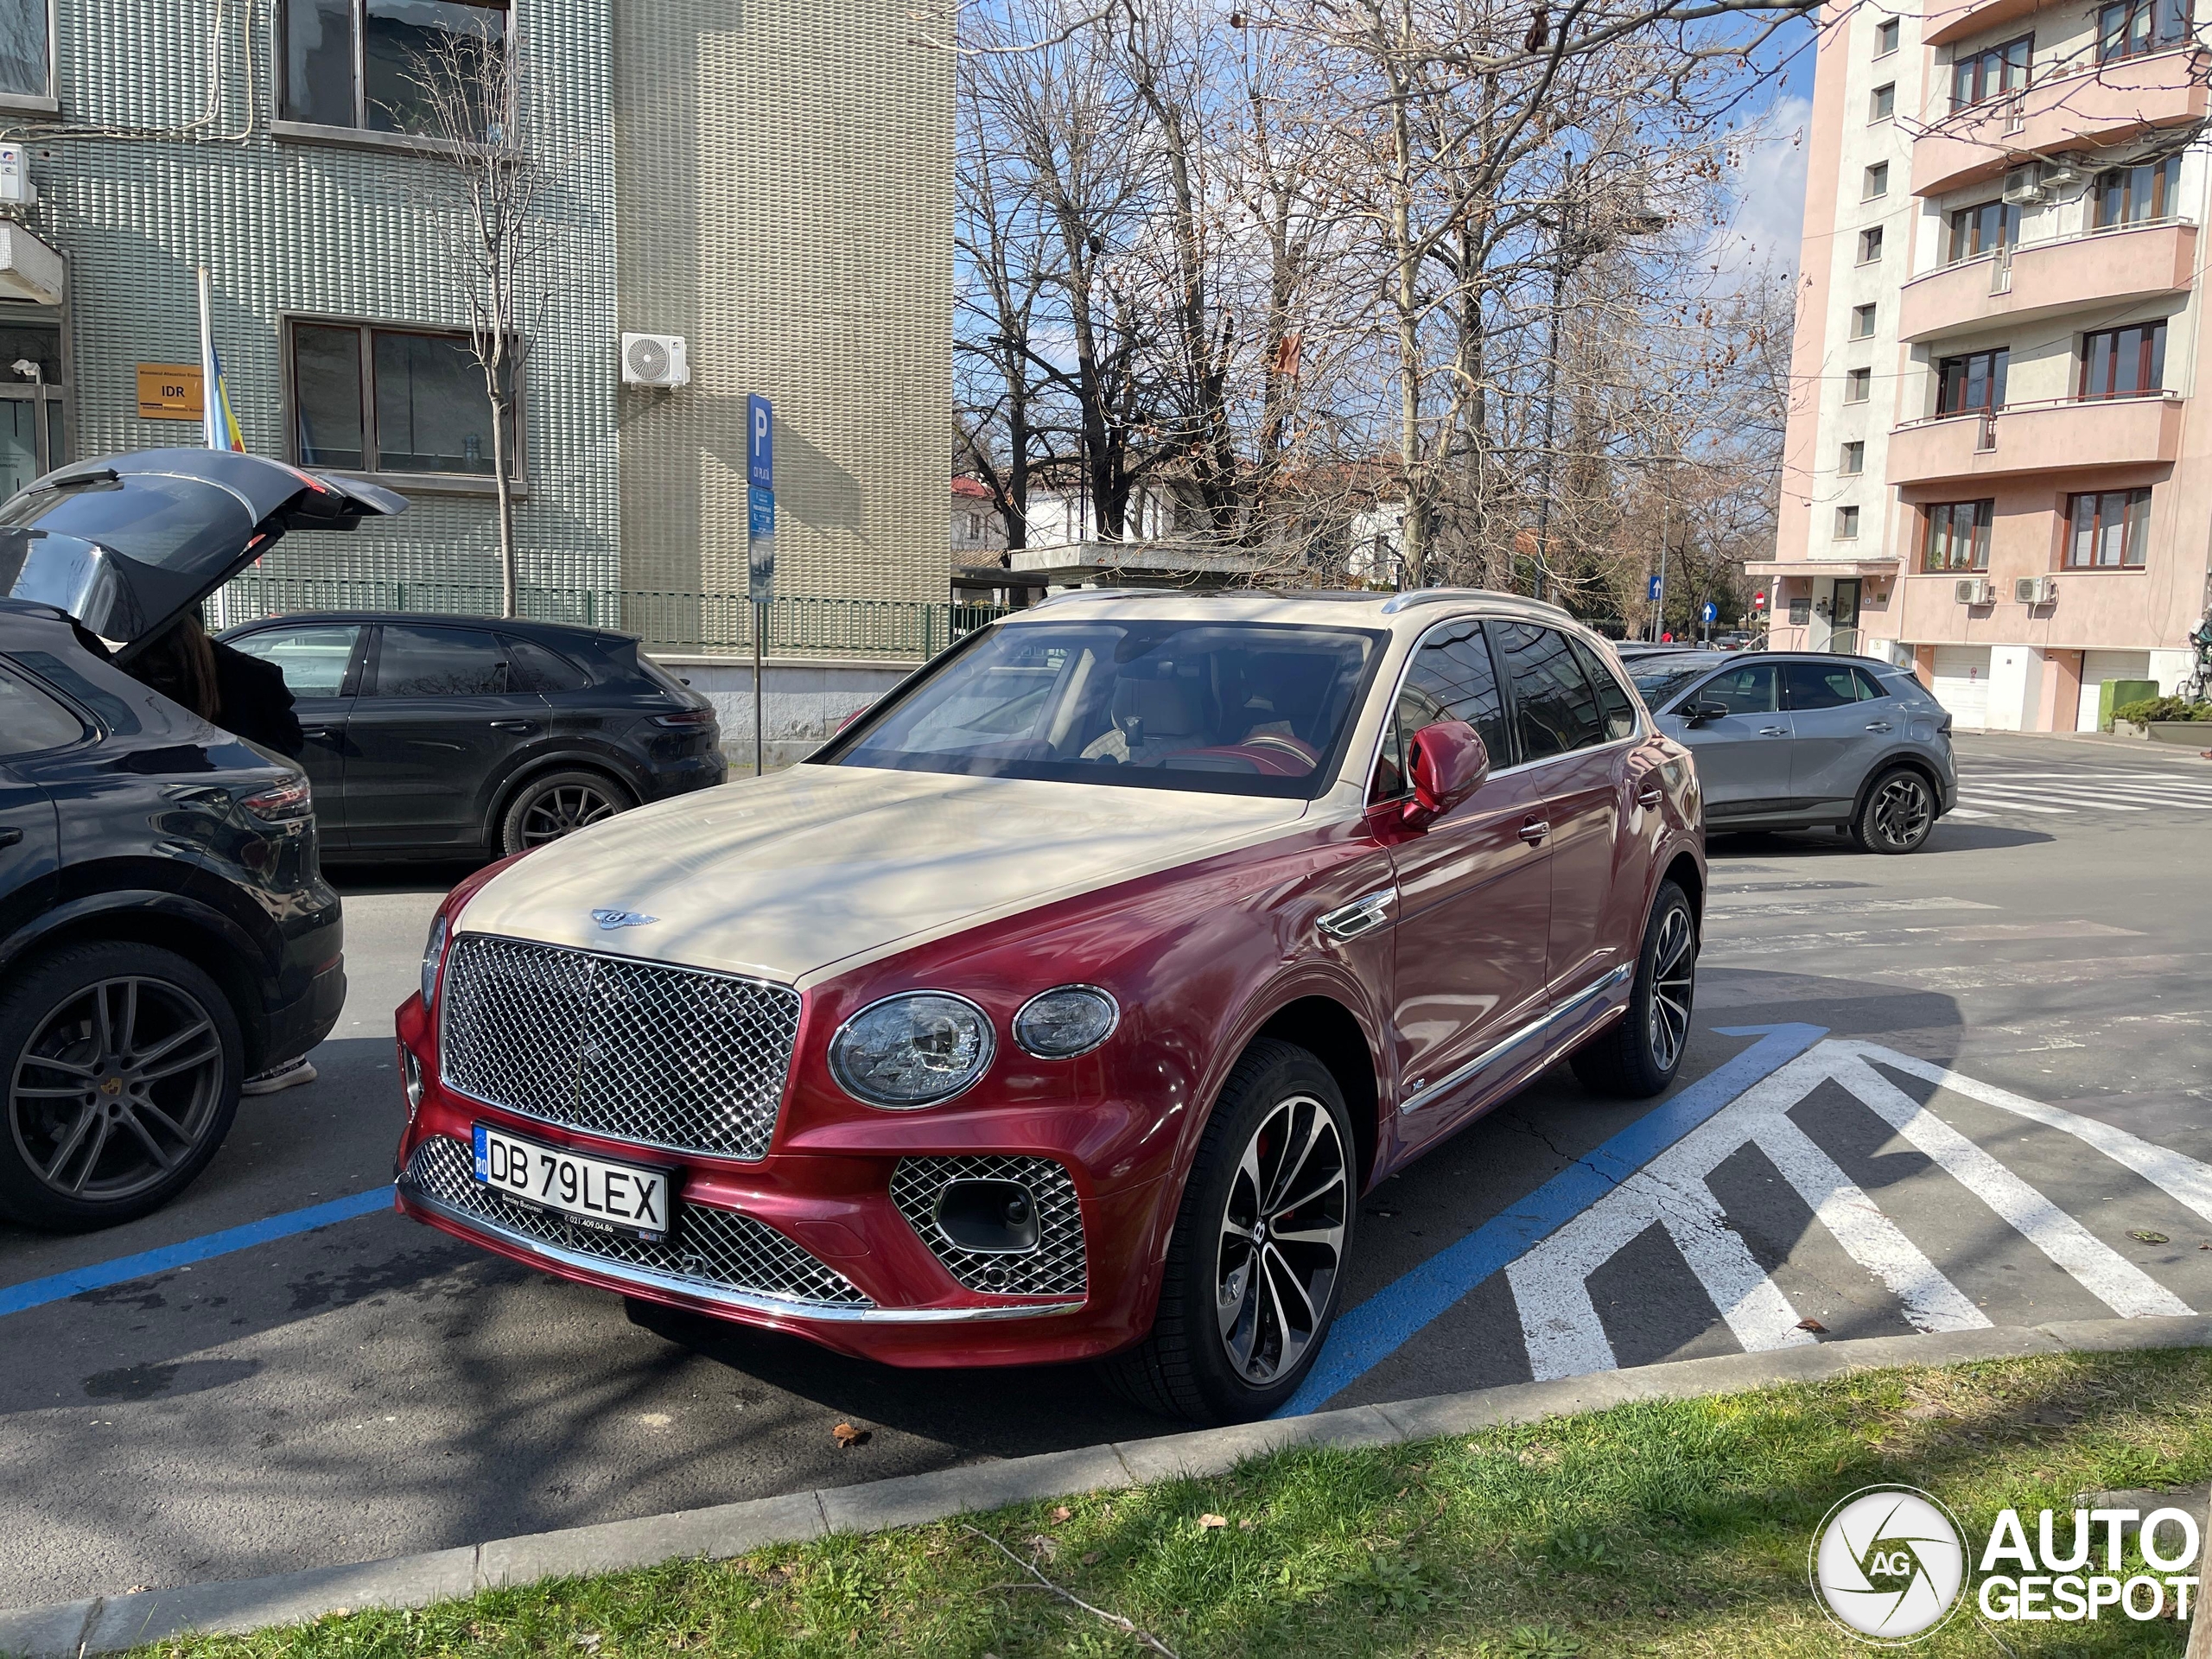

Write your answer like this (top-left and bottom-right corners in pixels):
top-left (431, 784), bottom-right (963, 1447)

top-left (197, 267), bottom-right (245, 453)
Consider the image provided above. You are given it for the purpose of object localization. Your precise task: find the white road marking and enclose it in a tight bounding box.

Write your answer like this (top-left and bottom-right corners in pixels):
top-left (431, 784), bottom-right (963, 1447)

top-left (1948, 806), bottom-right (1995, 818)
top-left (1704, 896), bottom-right (2003, 920)
top-left (1503, 1041), bottom-right (2196, 1382)
top-left (1955, 791), bottom-right (2090, 814)
top-left (1703, 920), bottom-right (2141, 959)
top-left (1870, 954), bottom-right (2205, 991)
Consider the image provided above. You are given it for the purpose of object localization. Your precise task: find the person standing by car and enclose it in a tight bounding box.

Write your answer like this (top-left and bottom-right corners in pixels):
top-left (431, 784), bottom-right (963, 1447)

top-left (124, 614), bottom-right (318, 1095)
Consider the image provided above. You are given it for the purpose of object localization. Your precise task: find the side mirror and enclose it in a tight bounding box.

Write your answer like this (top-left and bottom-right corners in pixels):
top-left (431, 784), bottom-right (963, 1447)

top-left (1682, 699), bottom-right (1731, 725)
top-left (1402, 721), bottom-right (1489, 831)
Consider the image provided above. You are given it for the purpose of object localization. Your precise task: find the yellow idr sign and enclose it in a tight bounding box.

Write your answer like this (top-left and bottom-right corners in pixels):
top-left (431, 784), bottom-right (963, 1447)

top-left (136, 363), bottom-right (204, 421)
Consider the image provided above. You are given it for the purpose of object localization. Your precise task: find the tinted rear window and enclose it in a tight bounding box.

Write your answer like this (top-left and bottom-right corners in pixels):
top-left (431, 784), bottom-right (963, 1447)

top-left (0, 475), bottom-right (255, 570)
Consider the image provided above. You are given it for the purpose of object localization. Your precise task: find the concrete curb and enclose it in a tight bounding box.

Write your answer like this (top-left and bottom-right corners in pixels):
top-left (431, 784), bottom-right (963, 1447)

top-left (9, 1313), bottom-right (2212, 1656)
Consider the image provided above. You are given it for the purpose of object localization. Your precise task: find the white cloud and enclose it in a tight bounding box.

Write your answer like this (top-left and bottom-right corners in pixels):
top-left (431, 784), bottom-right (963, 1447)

top-left (1704, 93), bottom-right (1812, 291)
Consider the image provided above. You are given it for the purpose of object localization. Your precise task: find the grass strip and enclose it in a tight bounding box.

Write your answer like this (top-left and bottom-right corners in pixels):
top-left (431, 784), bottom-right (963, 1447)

top-left (137, 1349), bottom-right (2212, 1657)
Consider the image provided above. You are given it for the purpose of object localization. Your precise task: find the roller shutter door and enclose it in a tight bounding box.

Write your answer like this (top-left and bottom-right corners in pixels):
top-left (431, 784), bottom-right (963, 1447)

top-left (1931, 645), bottom-right (1991, 728)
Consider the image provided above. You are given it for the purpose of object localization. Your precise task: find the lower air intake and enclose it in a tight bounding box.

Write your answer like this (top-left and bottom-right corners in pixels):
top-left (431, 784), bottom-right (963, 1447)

top-left (889, 1154), bottom-right (1087, 1298)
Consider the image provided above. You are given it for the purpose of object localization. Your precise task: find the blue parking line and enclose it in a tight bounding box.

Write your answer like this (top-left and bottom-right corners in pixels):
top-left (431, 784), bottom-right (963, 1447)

top-left (1280, 1021), bottom-right (1827, 1416)
top-left (0, 1185), bottom-right (396, 1318)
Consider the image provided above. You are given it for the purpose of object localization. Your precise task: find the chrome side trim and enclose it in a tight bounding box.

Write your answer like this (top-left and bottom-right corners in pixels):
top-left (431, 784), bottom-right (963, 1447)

top-left (1318, 887), bottom-right (1396, 941)
top-left (1397, 962), bottom-right (1636, 1115)
top-left (401, 1183), bottom-right (1086, 1324)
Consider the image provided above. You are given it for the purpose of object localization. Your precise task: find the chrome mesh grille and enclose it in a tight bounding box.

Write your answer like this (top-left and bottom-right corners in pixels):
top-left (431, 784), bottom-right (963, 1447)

top-left (889, 1155), bottom-right (1087, 1298)
top-left (439, 934), bottom-right (801, 1160)
top-left (404, 1135), bottom-right (870, 1306)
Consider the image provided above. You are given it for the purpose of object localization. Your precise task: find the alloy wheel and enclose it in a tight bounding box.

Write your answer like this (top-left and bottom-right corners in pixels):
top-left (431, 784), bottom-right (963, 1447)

top-left (1214, 1093), bottom-right (1349, 1386)
top-left (519, 784), bottom-right (620, 847)
top-left (1646, 905), bottom-right (1695, 1074)
top-left (9, 976), bottom-right (227, 1204)
top-left (1869, 775), bottom-right (1932, 849)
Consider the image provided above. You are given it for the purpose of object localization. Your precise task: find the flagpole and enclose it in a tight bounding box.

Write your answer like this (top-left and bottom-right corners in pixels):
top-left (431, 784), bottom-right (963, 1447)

top-left (196, 266), bottom-right (219, 452)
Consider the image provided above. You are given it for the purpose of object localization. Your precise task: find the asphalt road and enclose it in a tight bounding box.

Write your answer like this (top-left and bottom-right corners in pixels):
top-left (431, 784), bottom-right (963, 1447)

top-left (3, 733), bottom-right (2209, 1606)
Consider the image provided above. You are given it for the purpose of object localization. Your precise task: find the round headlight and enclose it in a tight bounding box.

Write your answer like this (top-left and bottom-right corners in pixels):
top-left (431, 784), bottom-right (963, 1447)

top-left (830, 992), bottom-right (995, 1109)
top-left (1013, 985), bottom-right (1120, 1059)
top-left (420, 912), bottom-right (450, 1008)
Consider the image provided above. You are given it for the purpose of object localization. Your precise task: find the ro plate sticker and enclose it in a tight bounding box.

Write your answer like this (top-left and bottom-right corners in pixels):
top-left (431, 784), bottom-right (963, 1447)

top-left (473, 1122), bottom-right (491, 1181)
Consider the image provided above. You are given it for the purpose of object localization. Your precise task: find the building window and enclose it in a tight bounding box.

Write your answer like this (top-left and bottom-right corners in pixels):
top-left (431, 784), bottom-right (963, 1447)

top-left (1952, 35), bottom-right (2032, 111)
top-left (1835, 505), bottom-right (1861, 539)
top-left (1851, 303), bottom-right (1877, 339)
top-left (1936, 346), bottom-right (2008, 415)
top-left (281, 0), bottom-right (509, 137)
top-left (1864, 162), bottom-right (1890, 200)
top-left (2066, 487), bottom-right (2152, 567)
top-left (287, 319), bottom-right (517, 478)
top-left (2093, 156), bottom-right (2182, 226)
top-left (1871, 81), bottom-right (1896, 121)
top-left (2099, 0), bottom-right (2189, 60)
top-left (1946, 200), bottom-right (2013, 264)
top-left (2079, 321), bottom-right (2167, 399)
top-left (1844, 367), bottom-right (1872, 404)
top-left (1840, 440), bottom-right (1866, 475)
top-left (0, 0), bottom-right (48, 99)
top-left (1924, 500), bottom-right (1993, 570)
top-left (1876, 17), bottom-right (1900, 54)
top-left (1858, 226), bottom-right (1885, 263)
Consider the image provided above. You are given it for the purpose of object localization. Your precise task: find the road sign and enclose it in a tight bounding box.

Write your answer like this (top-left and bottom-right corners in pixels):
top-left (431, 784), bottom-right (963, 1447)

top-left (746, 393), bottom-right (774, 605)
top-left (1752, 589), bottom-right (1768, 612)
top-left (1648, 574), bottom-right (1662, 601)
top-left (1702, 601), bottom-right (1718, 625)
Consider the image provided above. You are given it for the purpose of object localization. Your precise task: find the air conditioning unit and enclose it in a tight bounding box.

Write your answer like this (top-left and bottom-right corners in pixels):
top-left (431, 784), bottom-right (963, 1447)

top-left (2015, 575), bottom-right (2058, 605)
top-left (1955, 577), bottom-right (1994, 604)
top-left (2001, 163), bottom-right (2044, 205)
top-left (620, 332), bottom-right (690, 388)
top-left (0, 144), bottom-right (35, 210)
top-left (2040, 154), bottom-right (2085, 188)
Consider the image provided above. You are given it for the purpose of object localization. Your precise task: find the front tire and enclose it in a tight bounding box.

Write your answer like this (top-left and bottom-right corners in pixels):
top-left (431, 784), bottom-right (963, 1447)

top-left (1852, 766), bottom-right (1936, 854)
top-left (1570, 880), bottom-right (1696, 1099)
top-left (498, 768), bottom-right (633, 858)
top-left (0, 943), bottom-right (243, 1231)
top-left (1107, 1039), bottom-right (1356, 1423)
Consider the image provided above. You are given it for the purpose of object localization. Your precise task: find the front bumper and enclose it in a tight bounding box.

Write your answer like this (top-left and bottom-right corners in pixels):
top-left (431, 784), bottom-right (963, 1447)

top-left (391, 996), bottom-right (1166, 1368)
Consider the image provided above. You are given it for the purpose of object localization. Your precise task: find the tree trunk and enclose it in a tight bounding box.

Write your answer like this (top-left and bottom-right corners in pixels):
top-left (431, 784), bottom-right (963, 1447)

top-left (1387, 28), bottom-right (1426, 589)
top-left (490, 386), bottom-right (517, 618)
top-left (2186, 1496), bottom-right (2212, 1658)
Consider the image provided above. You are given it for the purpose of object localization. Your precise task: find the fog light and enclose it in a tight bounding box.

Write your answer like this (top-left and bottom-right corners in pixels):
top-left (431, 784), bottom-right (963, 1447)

top-left (933, 1178), bottom-right (1041, 1255)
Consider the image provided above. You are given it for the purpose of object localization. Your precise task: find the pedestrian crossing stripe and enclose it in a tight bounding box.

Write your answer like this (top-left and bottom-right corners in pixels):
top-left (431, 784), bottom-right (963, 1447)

top-left (1505, 1039), bottom-right (2200, 1382)
top-left (1954, 768), bottom-right (2212, 817)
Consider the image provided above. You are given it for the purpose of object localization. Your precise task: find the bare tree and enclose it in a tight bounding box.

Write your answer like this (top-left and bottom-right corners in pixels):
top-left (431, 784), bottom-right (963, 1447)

top-left (410, 19), bottom-right (565, 618)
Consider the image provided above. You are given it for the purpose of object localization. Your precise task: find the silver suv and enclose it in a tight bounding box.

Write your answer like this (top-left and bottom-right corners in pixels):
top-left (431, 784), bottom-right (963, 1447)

top-left (1622, 651), bottom-right (1955, 853)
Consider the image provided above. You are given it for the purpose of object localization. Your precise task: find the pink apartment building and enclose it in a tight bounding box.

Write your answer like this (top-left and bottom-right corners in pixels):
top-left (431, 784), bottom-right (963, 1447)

top-left (1768, 0), bottom-right (2212, 728)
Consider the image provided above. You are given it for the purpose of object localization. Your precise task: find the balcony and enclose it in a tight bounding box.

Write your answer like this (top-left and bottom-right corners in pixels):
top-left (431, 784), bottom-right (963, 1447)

top-left (1921, 0), bottom-right (2040, 48)
top-left (1885, 392), bottom-right (2183, 486)
top-left (1911, 49), bottom-right (2209, 198)
top-left (1899, 219), bottom-right (2196, 342)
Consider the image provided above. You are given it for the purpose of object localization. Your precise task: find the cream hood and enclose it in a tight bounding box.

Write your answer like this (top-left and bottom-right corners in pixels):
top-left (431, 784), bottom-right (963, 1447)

top-left (454, 764), bottom-right (1312, 986)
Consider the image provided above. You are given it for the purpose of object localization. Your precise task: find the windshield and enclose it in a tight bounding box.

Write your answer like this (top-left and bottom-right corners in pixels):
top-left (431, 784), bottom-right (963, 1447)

top-left (1627, 658), bottom-right (1719, 711)
top-left (829, 619), bottom-right (1382, 798)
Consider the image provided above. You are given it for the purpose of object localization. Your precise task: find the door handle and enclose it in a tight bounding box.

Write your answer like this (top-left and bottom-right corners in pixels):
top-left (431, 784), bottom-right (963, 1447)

top-left (487, 720), bottom-right (537, 734)
top-left (1864, 721), bottom-right (1893, 732)
top-left (1758, 726), bottom-right (1789, 736)
top-left (0, 826), bottom-right (20, 849)
top-left (1518, 817), bottom-right (1550, 844)
top-left (1636, 784), bottom-right (1664, 810)
top-left (301, 728), bottom-right (334, 741)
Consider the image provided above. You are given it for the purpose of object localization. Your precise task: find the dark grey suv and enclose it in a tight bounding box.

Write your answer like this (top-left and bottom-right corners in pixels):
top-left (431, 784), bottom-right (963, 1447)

top-left (1623, 651), bottom-right (1955, 853)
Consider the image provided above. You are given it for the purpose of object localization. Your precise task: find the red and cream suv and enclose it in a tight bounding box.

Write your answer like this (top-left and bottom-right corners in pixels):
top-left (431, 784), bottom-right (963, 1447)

top-left (395, 590), bottom-right (1703, 1422)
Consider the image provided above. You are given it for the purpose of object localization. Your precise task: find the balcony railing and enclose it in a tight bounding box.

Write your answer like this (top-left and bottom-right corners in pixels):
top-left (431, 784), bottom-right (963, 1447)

top-left (1901, 218), bottom-right (2197, 341)
top-left (208, 576), bottom-right (1007, 659)
top-left (1912, 48), bottom-right (2208, 196)
top-left (1887, 391), bottom-right (2184, 484)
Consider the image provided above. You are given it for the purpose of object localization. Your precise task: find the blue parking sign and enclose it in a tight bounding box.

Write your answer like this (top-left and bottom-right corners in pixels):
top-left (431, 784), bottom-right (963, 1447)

top-left (747, 394), bottom-right (772, 490)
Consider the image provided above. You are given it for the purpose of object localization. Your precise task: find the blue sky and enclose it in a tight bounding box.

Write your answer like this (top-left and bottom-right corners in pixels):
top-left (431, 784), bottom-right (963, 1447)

top-left (1708, 25), bottom-right (1818, 284)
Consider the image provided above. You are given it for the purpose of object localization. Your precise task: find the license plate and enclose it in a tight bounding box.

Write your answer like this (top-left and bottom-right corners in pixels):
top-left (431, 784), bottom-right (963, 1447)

top-left (472, 1124), bottom-right (671, 1242)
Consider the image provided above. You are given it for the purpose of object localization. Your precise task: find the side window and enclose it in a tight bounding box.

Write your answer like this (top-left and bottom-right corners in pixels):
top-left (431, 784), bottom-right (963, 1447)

top-left (501, 636), bottom-right (589, 693)
top-left (371, 626), bottom-right (511, 697)
top-left (1568, 639), bottom-right (1637, 741)
top-left (1850, 667), bottom-right (1891, 702)
top-left (1782, 660), bottom-right (1862, 711)
top-left (1495, 622), bottom-right (1606, 760)
top-left (1398, 623), bottom-right (1511, 759)
top-left (1700, 663), bottom-right (1779, 715)
top-left (0, 660), bottom-right (86, 756)
top-left (224, 624), bottom-right (362, 698)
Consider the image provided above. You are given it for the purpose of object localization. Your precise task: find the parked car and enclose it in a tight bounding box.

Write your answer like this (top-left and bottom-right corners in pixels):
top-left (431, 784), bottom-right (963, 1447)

top-left (0, 449), bottom-right (402, 1229)
top-left (395, 588), bottom-right (1705, 1422)
top-left (215, 613), bottom-right (725, 860)
top-left (1623, 650), bottom-right (1955, 852)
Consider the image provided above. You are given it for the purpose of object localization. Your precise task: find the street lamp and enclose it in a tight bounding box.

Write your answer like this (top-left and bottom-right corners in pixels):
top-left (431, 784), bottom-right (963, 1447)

top-left (1529, 158), bottom-right (1667, 605)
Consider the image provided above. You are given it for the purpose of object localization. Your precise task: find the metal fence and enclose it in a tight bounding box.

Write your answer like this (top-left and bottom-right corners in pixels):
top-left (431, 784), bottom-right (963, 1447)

top-left (208, 576), bottom-right (1007, 659)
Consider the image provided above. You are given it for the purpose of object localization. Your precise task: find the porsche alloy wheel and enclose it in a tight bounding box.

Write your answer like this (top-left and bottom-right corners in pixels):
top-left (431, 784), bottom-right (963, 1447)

top-left (0, 943), bottom-right (243, 1231)
top-left (499, 770), bottom-right (632, 857)
top-left (1213, 1093), bottom-right (1350, 1388)
top-left (1105, 1039), bottom-right (1357, 1423)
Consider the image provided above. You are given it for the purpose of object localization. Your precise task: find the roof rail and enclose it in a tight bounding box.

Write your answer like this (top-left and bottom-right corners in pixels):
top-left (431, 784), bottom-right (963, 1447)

top-left (1379, 588), bottom-right (1574, 621)
top-left (1027, 587), bottom-right (1194, 609)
